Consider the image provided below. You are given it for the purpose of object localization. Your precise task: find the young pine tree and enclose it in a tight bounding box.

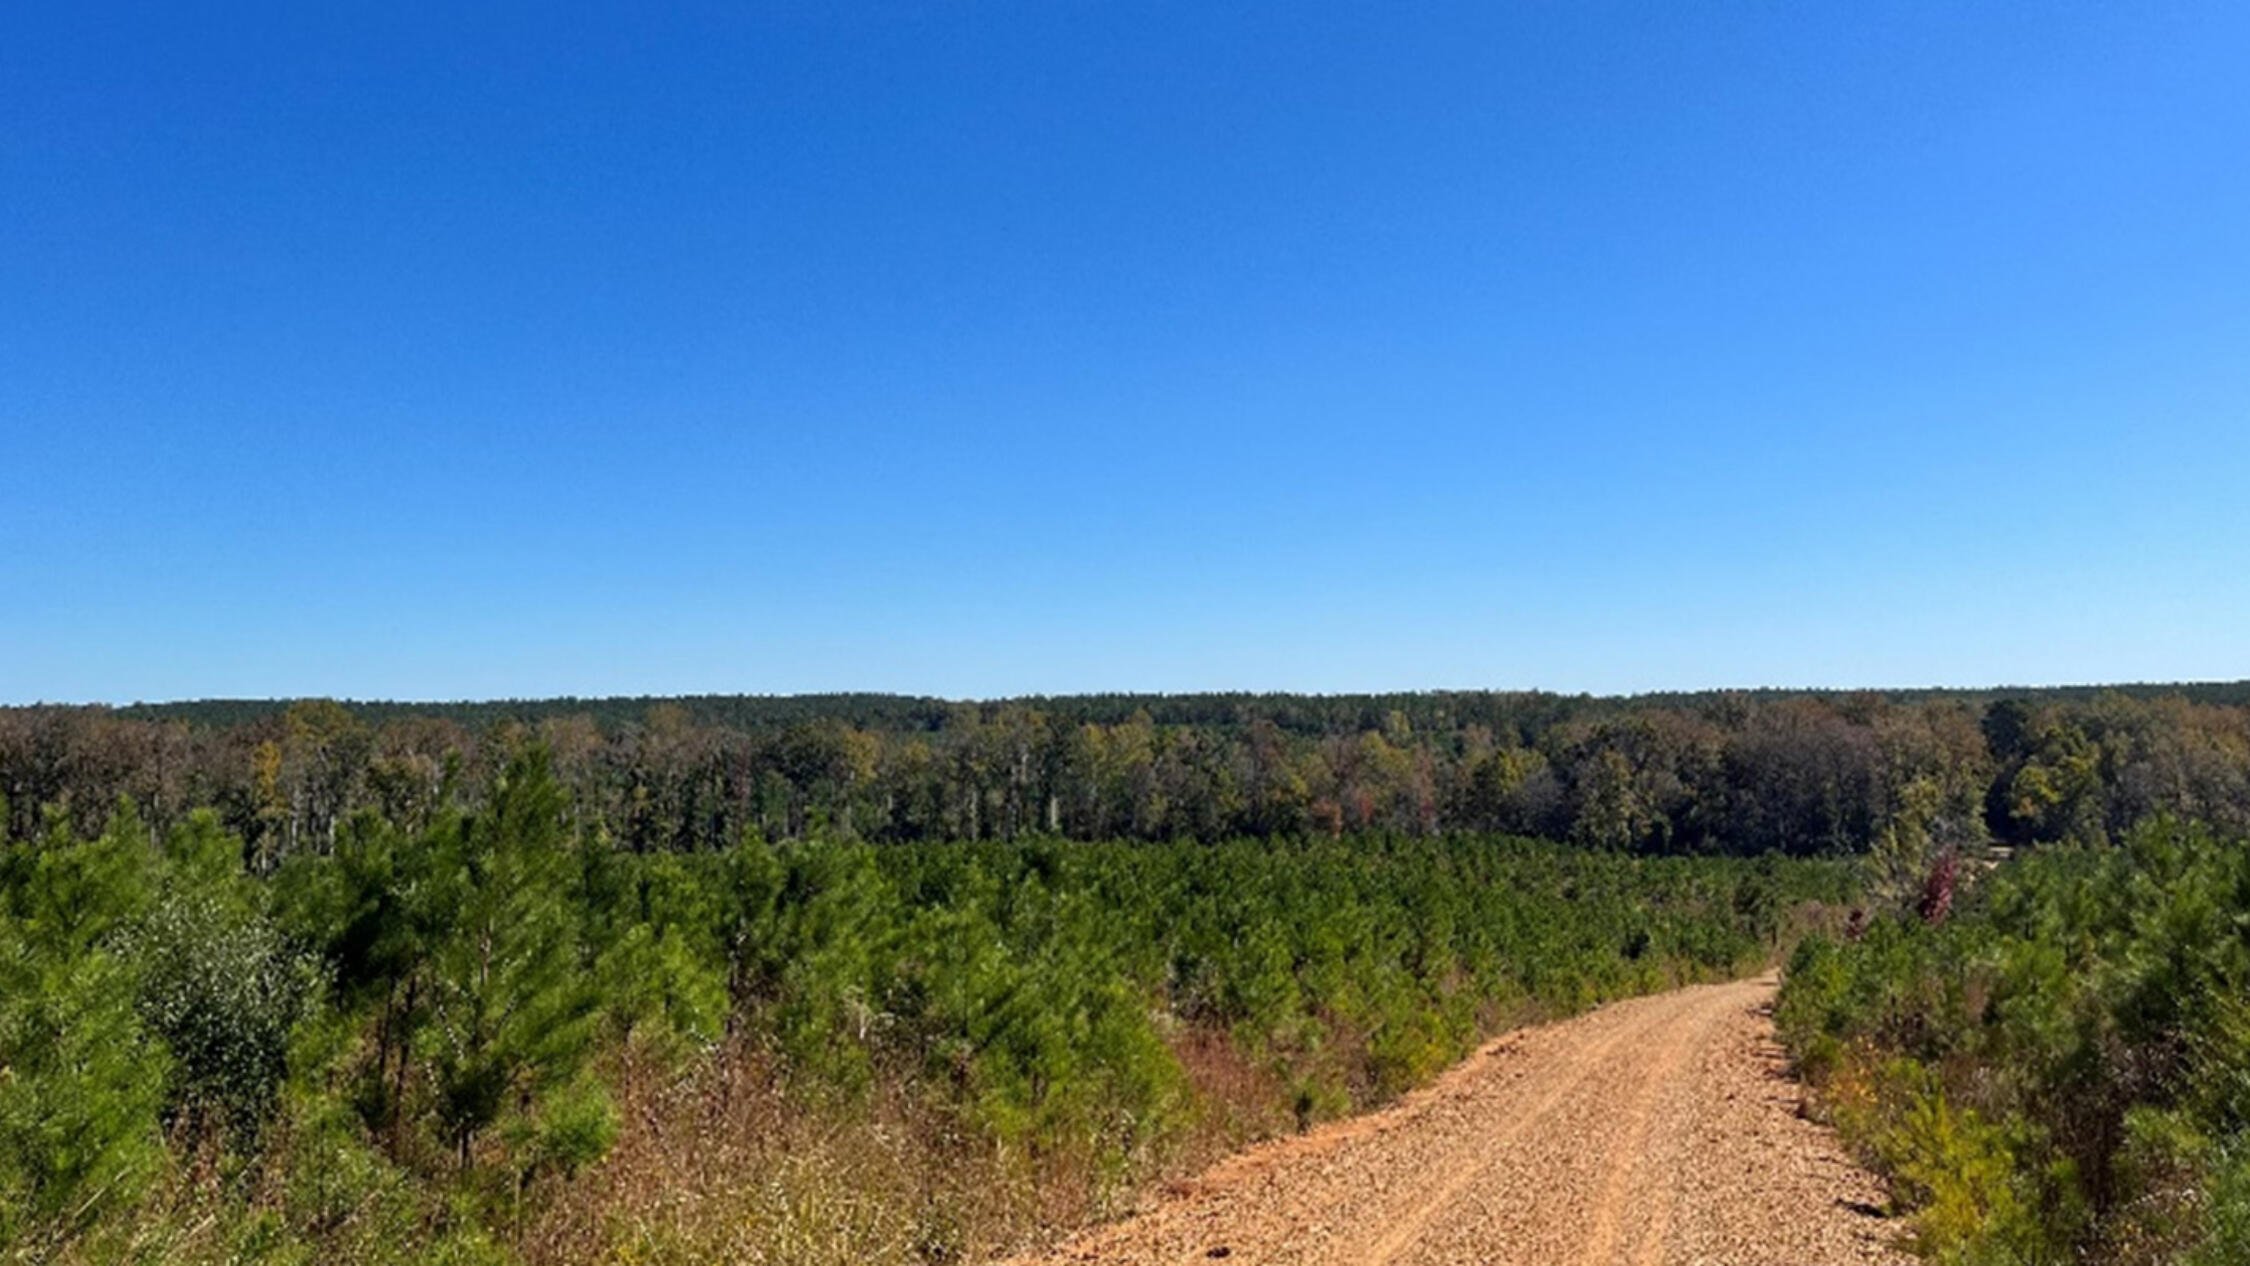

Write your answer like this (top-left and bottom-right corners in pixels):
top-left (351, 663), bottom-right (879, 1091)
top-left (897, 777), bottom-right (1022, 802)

top-left (0, 798), bottom-right (176, 1253)
top-left (0, 923), bottom-right (168, 1251)
top-left (419, 747), bottom-right (609, 1172)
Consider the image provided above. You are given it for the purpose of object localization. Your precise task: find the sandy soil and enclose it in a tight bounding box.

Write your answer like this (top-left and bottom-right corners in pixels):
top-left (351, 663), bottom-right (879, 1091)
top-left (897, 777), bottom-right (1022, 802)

top-left (1010, 975), bottom-right (1908, 1266)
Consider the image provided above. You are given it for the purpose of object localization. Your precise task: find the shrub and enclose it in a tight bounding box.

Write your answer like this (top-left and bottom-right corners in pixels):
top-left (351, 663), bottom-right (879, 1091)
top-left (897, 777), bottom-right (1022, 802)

top-left (1781, 819), bottom-right (2250, 1262)
top-left (123, 891), bottom-right (314, 1141)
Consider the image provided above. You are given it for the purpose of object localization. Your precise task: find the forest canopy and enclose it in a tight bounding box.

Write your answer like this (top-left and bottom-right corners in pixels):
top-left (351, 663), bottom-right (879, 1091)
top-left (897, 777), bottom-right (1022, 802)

top-left (6, 684), bottom-right (2246, 860)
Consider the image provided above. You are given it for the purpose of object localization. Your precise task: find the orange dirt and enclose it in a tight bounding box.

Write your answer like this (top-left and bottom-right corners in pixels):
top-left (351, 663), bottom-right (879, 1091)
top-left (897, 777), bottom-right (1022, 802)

top-left (1009, 976), bottom-right (1907, 1266)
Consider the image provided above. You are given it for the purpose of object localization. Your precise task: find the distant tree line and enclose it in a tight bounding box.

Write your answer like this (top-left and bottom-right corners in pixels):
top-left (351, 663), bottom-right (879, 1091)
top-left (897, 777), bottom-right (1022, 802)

top-left (5, 685), bottom-right (2246, 861)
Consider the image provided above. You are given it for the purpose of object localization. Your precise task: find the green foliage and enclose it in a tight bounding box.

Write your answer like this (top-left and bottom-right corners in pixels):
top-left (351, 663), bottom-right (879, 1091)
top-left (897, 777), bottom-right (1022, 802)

top-left (2188, 1139), bottom-right (2250, 1266)
top-left (122, 888), bottom-right (313, 1140)
top-left (0, 741), bottom-right (1843, 1262)
top-left (0, 803), bottom-right (172, 1250)
top-left (1780, 819), bottom-right (2250, 1262)
top-left (0, 927), bottom-right (167, 1250)
top-left (420, 749), bottom-right (606, 1169)
top-left (36, 684), bottom-right (2250, 857)
top-left (3, 801), bottom-right (157, 956)
top-left (1866, 1061), bottom-right (2059, 1264)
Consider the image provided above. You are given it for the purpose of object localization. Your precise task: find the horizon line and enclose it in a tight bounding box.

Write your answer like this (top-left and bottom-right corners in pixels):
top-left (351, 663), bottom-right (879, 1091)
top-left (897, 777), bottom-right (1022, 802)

top-left (11, 676), bottom-right (2247, 711)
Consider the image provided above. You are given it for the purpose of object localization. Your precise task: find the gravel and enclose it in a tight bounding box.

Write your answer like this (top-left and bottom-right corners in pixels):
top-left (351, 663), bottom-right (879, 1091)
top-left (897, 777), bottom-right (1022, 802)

top-left (1009, 976), bottom-right (1909, 1266)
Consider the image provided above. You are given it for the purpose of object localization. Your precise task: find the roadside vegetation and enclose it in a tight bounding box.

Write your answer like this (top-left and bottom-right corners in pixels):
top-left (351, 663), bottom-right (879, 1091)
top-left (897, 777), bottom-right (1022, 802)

top-left (0, 748), bottom-right (1836, 1264)
top-left (1780, 819), bottom-right (2250, 1264)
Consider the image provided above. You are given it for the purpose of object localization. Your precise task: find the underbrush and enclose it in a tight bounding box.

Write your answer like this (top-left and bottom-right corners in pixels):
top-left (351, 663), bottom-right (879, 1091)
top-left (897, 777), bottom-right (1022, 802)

top-left (1779, 819), bottom-right (2250, 1265)
top-left (1, 748), bottom-right (1847, 1263)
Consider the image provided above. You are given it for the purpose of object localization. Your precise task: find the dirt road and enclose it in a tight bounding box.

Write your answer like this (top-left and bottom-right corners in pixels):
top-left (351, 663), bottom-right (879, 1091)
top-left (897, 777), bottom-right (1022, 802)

top-left (1018, 976), bottom-right (1906, 1266)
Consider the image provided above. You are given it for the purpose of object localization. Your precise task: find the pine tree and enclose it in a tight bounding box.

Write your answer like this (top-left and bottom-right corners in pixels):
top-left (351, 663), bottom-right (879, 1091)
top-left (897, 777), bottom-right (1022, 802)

top-left (6, 800), bottom-right (155, 956)
top-left (420, 747), bottom-right (606, 1169)
top-left (0, 925), bottom-right (167, 1249)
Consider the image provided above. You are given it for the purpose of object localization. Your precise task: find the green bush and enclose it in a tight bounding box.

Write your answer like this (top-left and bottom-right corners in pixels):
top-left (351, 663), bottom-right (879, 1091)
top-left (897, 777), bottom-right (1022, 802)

top-left (122, 890), bottom-right (313, 1141)
top-left (1781, 819), bottom-right (2250, 1263)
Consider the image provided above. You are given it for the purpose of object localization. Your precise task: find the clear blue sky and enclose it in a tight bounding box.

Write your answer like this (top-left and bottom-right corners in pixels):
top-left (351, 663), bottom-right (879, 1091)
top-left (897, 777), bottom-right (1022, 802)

top-left (5, 2), bottom-right (2247, 703)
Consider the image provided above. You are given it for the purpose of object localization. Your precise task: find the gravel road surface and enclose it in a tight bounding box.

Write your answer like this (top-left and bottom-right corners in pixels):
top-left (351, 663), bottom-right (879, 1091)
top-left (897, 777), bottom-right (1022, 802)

top-left (1013, 975), bottom-right (1907, 1266)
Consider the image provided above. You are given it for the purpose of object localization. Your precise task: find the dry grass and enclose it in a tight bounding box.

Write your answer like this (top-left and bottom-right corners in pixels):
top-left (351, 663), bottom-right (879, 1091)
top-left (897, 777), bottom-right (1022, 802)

top-left (518, 1019), bottom-right (1387, 1266)
top-left (521, 1044), bottom-right (1089, 1266)
top-left (514, 966), bottom-right (1712, 1266)
top-left (1166, 1029), bottom-right (1294, 1146)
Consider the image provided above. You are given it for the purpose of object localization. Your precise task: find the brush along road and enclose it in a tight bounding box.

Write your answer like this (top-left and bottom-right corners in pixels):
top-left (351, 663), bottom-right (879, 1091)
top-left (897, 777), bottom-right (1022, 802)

top-left (1016, 976), bottom-right (1906, 1266)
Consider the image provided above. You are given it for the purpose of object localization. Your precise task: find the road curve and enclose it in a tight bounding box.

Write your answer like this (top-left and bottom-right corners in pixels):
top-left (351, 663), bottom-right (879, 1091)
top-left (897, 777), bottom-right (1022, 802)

top-left (1013, 976), bottom-right (1906, 1266)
